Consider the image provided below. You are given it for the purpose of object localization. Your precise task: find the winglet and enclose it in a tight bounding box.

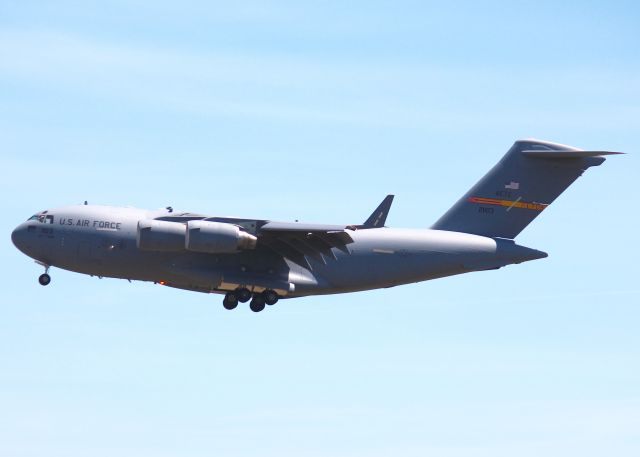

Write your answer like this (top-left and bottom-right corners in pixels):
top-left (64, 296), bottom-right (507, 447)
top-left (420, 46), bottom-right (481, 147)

top-left (362, 195), bottom-right (394, 228)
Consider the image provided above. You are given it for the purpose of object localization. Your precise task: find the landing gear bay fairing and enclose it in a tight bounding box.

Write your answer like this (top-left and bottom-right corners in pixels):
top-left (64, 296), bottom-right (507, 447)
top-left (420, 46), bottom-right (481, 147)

top-left (12, 139), bottom-right (621, 312)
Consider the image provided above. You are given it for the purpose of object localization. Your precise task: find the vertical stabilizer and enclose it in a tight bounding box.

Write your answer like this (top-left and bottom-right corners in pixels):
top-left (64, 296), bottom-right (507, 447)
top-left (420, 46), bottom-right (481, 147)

top-left (431, 139), bottom-right (622, 239)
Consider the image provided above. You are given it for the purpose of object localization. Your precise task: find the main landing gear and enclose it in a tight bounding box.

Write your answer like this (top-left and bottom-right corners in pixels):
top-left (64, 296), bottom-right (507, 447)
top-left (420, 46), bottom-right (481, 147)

top-left (223, 288), bottom-right (279, 313)
top-left (222, 292), bottom-right (238, 310)
top-left (222, 287), bottom-right (254, 310)
top-left (249, 294), bottom-right (266, 313)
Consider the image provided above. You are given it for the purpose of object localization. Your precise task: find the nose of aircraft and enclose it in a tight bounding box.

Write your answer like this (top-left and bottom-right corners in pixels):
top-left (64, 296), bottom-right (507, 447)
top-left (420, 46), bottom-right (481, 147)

top-left (11, 223), bottom-right (28, 254)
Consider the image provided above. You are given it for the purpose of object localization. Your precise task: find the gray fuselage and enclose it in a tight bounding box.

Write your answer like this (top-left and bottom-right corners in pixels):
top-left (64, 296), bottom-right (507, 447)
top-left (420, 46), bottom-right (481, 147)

top-left (11, 204), bottom-right (546, 298)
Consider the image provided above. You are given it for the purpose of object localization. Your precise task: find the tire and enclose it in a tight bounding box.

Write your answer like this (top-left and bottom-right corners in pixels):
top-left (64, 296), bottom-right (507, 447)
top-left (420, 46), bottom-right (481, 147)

top-left (237, 288), bottom-right (252, 303)
top-left (38, 273), bottom-right (51, 286)
top-left (249, 296), bottom-right (266, 313)
top-left (263, 290), bottom-right (279, 306)
top-left (223, 292), bottom-right (238, 310)
top-left (223, 298), bottom-right (238, 310)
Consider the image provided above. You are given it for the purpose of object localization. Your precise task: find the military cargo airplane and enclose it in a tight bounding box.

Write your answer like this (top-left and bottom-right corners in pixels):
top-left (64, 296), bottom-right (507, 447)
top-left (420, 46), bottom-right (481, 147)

top-left (11, 139), bottom-right (621, 312)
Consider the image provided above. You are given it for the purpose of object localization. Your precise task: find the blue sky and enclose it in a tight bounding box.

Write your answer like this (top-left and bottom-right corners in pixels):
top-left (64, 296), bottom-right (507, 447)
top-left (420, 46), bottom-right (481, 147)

top-left (1, 1), bottom-right (639, 456)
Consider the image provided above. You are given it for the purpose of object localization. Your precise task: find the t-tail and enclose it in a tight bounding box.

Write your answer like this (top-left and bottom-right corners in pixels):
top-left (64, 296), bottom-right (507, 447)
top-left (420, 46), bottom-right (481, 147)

top-left (431, 139), bottom-right (623, 239)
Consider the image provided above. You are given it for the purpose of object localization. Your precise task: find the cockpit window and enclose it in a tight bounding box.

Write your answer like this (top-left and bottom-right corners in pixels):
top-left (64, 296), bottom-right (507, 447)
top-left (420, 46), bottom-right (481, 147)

top-left (27, 213), bottom-right (53, 224)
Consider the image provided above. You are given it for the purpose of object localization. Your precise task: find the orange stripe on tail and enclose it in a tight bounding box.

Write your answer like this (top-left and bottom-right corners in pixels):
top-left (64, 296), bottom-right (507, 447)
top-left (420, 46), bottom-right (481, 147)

top-left (468, 197), bottom-right (548, 211)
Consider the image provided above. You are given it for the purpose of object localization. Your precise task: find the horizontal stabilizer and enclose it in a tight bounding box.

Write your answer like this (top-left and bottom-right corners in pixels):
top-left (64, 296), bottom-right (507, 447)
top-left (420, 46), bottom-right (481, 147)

top-left (523, 150), bottom-right (624, 159)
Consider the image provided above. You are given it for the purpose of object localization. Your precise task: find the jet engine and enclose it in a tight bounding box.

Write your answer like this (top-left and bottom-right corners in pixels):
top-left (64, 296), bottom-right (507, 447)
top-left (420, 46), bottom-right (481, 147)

top-left (137, 220), bottom-right (185, 251)
top-left (185, 220), bottom-right (257, 254)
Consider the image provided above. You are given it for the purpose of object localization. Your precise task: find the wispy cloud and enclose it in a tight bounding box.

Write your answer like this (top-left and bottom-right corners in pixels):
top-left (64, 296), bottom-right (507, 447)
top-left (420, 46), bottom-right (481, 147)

top-left (1, 28), bottom-right (638, 130)
top-left (0, 28), bottom-right (434, 127)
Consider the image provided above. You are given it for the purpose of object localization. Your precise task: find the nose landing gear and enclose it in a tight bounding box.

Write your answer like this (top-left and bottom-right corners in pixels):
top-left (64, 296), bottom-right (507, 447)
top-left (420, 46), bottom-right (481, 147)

top-left (37, 263), bottom-right (51, 286)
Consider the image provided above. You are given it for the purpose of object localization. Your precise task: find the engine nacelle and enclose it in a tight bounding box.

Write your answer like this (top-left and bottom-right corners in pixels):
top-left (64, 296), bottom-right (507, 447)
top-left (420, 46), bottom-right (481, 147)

top-left (137, 220), bottom-right (185, 252)
top-left (185, 220), bottom-right (257, 254)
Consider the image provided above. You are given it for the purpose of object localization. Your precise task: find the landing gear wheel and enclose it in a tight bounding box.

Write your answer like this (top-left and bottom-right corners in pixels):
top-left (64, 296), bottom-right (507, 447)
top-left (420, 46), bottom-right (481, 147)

top-left (38, 273), bottom-right (51, 286)
top-left (249, 295), bottom-right (266, 313)
top-left (223, 292), bottom-right (238, 310)
top-left (236, 287), bottom-right (252, 303)
top-left (263, 289), bottom-right (279, 306)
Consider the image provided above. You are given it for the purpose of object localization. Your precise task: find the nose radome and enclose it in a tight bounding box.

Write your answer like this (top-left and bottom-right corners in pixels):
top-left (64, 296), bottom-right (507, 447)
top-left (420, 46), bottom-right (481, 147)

top-left (11, 223), bottom-right (27, 253)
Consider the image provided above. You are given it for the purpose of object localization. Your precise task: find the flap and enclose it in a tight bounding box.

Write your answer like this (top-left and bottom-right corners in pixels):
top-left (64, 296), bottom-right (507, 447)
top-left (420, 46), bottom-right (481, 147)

top-left (258, 222), bottom-right (354, 270)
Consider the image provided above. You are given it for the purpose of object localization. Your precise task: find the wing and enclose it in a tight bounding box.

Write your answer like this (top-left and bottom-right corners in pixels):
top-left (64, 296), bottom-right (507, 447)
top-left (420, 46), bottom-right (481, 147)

top-left (257, 221), bottom-right (355, 270)
top-left (154, 214), bottom-right (356, 270)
